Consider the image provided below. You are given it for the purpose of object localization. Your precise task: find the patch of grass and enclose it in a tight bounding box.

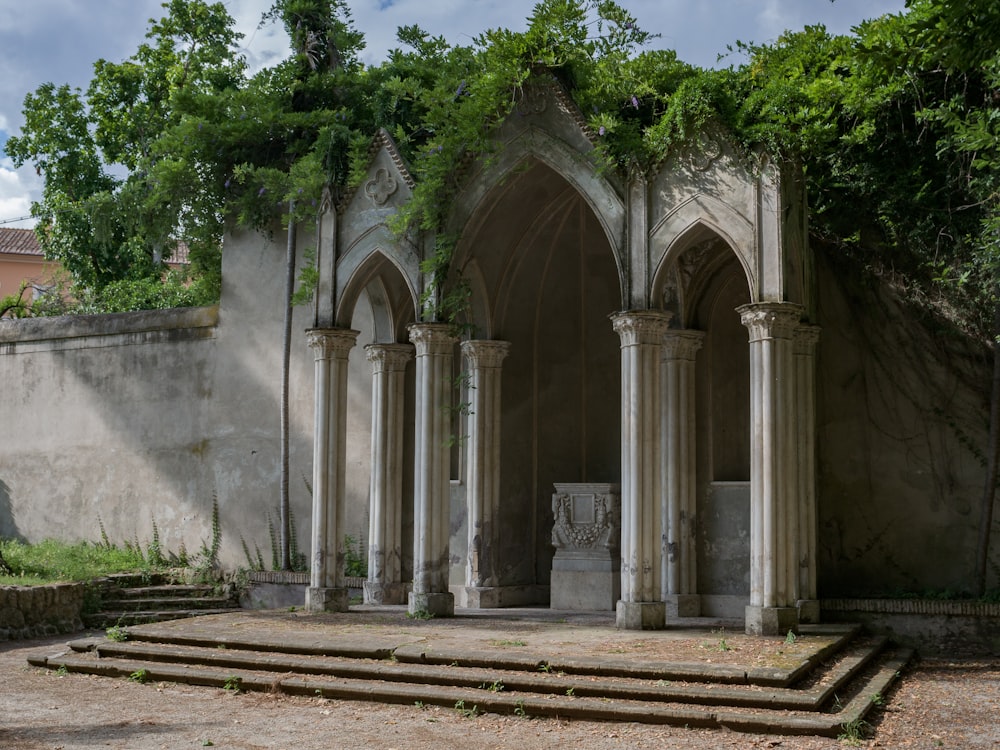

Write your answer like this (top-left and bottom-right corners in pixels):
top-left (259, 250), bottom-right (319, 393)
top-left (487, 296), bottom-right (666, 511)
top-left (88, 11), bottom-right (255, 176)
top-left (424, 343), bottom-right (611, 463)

top-left (837, 717), bottom-right (870, 745)
top-left (0, 538), bottom-right (150, 585)
top-left (106, 626), bottom-right (128, 642)
top-left (406, 608), bottom-right (434, 620)
top-left (490, 639), bottom-right (526, 647)
top-left (480, 679), bottom-right (504, 693)
top-left (223, 675), bottom-right (243, 693)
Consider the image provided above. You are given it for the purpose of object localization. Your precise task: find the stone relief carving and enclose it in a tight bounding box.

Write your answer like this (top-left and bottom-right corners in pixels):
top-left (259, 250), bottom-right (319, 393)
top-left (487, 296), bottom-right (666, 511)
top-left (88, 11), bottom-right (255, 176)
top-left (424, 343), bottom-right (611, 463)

top-left (690, 136), bottom-right (723, 172)
top-left (551, 486), bottom-right (620, 552)
top-left (515, 86), bottom-right (549, 116)
top-left (364, 168), bottom-right (398, 206)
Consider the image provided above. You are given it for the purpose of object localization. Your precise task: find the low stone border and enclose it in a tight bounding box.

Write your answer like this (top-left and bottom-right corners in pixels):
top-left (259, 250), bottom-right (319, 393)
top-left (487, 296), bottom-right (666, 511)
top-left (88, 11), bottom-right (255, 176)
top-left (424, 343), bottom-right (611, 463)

top-left (0, 582), bottom-right (86, 641)
top-left (823, 598), bottom-right (1000, 617)
top-left (822, 598), bottom-right (1000, 656)
top-left (244, 571), bottom-right (365, 588)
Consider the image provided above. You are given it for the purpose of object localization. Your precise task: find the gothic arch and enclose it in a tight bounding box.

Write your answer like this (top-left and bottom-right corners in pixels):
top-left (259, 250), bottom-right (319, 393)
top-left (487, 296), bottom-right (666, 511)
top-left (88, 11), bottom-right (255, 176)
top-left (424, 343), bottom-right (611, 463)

top-left (450, 126), bottom-right (627, 298)
top-left (336, 241), bottom-right (419, 341)
top-left (650, 195), bottom-right (756, 307)
top-left (335, 228), bottom-right (420, 339)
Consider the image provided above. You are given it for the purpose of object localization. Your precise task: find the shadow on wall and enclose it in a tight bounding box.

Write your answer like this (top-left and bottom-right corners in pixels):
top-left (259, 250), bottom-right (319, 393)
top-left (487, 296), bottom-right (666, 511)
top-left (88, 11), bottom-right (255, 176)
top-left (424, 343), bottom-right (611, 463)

top-left (0, 479), bottom-right (24, 541)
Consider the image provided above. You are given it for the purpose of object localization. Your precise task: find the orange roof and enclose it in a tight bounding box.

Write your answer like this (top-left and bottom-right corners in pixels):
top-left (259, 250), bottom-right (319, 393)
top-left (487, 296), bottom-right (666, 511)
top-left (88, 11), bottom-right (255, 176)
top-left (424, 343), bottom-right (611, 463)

top-left (0, 227), bottom-right (189, 264)
top-left (0, 228), bottom-right (42, 256)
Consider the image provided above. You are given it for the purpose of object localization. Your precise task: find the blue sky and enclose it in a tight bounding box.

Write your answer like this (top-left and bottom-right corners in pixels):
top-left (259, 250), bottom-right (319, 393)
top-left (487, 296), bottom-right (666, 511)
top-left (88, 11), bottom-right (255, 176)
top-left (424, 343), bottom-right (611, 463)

top-left (0, 0), bottom-right (908, 228)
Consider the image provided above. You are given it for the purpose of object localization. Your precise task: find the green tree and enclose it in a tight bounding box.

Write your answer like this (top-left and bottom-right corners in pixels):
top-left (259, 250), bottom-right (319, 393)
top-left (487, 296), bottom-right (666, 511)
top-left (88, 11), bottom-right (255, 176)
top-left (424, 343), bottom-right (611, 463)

top-left (5, 0), bottom-right (245, 310)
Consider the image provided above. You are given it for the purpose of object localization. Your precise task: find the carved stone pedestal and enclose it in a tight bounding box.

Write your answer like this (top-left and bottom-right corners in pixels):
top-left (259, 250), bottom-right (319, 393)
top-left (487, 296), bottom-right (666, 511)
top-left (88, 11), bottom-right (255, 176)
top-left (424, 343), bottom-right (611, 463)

top-left (550, 483), bottom-right (620, 611)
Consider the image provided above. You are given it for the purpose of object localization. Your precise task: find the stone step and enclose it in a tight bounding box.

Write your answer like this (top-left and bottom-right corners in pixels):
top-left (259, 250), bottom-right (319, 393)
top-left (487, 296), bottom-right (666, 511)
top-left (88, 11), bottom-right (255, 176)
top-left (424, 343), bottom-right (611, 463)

top-left (27, 645), bottom-right (911, 737)
top-left (113, 584), bottom-right (223, 599)
top-left (82, 609), bottom-right (239, 628)
top-left (62, 633), bottom-right (888, 712)
top-left (99, 596), bottom-right (235, 612)
top-left (113, 621), bottom-right (861, 688)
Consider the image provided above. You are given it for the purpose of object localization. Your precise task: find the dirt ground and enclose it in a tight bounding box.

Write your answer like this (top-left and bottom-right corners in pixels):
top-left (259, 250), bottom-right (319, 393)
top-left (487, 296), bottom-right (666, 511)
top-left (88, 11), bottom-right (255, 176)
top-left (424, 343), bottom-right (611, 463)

top-left (1, 633), bottom-right (998, 750)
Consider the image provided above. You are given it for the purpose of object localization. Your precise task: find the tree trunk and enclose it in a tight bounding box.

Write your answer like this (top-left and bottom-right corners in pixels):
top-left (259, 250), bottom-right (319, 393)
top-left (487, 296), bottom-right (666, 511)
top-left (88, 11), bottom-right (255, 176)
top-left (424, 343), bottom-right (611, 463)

top-left (279, 201), bottom-right (297, 571)
top-left (974, 300), bottom-right (1000, 597)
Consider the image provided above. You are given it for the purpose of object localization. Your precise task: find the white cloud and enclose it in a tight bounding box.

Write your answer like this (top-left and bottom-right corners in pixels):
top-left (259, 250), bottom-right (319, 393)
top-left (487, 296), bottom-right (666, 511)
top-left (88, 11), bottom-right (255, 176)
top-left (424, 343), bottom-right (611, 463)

top-left (0, 156), bottom-right (36, 228)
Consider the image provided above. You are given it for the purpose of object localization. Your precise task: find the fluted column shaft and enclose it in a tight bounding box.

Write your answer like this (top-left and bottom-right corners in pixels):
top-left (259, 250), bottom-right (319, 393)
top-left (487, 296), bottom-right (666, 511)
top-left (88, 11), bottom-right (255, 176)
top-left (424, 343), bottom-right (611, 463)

top-left (462, 340), bottom-right (511, 592)
top-left (661, 331), bottom-right (704, 613)
top-left (408, 323), bottom-right (458, 616)
top-left (794, 325), bottom-right (821, 619)
top-left (612, 310), bottom-right (671, 629)
top-left (306, 328), bottom-right (359, 612)
top-left (739, 303), bottom-right (803, 634)
top-left (364, 343), bottom-right (413, 605)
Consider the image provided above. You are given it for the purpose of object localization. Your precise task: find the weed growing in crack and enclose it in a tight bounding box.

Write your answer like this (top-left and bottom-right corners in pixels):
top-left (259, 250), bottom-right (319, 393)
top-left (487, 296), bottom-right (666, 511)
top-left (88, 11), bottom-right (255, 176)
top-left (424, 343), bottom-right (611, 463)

top-left (454, 700), bottom-right (480, 718)
top-left (128, 668), bottom-right (149, 684)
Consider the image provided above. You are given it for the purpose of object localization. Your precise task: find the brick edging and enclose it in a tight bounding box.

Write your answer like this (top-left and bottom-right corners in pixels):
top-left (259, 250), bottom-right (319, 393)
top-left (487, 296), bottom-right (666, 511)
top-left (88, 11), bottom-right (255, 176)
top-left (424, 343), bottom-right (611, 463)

top-left (822, 598), bottom-right (1000, 617)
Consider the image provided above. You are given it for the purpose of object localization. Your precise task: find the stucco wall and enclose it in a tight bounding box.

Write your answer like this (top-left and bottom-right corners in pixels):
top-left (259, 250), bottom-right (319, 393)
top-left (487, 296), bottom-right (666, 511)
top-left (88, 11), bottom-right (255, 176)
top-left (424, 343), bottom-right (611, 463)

top-left (814, 247), bottom-right (994, 596)
top-left (0, 226), bottom-right (321, 570)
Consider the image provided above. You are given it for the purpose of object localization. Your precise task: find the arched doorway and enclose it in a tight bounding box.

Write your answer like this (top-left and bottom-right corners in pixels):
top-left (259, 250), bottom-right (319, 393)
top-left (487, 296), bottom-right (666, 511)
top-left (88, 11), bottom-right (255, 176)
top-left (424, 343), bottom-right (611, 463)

top-left (691, 250), bottom-right (752, 618)
top-left (454, 158), bottom-right (622, 604)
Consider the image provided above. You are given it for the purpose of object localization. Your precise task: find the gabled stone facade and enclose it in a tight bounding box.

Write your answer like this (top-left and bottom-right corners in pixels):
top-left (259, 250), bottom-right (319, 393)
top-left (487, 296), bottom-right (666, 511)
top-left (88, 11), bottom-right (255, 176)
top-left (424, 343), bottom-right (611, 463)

top-left (306, 83), bottom-right (821, 633)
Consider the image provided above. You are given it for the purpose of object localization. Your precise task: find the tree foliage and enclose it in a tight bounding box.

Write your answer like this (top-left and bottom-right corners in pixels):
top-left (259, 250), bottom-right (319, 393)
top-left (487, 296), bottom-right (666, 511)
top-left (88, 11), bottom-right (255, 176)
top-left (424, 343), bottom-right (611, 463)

top-left (6, 0), bottom-right (999, 332)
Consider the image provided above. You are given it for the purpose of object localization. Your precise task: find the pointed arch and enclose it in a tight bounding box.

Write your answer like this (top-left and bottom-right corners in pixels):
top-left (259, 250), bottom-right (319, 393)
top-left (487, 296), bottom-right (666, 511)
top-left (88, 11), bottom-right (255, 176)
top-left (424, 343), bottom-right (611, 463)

top-left (450, 127), bottom-right (627, 296)
top-left (650, 195), bottom-right (757, 306)
top-left (336, 230), bottom-right (420, 341)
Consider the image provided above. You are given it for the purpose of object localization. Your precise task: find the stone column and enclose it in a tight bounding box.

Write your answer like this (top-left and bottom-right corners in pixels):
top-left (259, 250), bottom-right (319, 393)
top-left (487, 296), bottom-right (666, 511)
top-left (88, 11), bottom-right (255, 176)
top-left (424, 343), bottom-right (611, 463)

top-left (305, 328), bottom-right (359, 612)
top-left (612, 310), bottom-right (671, 629)
top-left (661, 330), bottom-right (704, 618)
top-left (794, 325), bottom-right (821, 623)
top-left (738, 303), bottom-right (803, 635)
top-left (461, 339), bottom-right (511, 608)
top-left (363, 343), bottom-right (413, 605)
top-left (408, 323), bottom-right (458, 617)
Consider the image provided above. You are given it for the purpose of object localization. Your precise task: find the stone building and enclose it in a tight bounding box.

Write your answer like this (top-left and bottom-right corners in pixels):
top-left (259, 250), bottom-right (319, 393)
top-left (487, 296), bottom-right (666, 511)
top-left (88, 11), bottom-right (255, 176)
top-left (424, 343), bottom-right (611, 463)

top-left (0, 83), bottom-right (990, 636)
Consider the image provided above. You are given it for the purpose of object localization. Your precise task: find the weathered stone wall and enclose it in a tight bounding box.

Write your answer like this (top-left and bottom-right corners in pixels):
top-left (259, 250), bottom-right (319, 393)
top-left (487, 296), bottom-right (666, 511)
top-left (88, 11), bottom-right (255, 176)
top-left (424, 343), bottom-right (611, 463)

top-left (0, 226), bottom-right (324, 570)
top-left (814, 246), bottom-right (994, 596)
top-left (0, 583), bottom-right (84, 640)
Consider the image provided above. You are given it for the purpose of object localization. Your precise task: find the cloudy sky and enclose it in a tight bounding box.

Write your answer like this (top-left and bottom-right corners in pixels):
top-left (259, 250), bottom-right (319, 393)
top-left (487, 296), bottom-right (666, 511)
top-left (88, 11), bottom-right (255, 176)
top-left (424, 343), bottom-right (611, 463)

top-left (0, 0), bottom-right (907, 229)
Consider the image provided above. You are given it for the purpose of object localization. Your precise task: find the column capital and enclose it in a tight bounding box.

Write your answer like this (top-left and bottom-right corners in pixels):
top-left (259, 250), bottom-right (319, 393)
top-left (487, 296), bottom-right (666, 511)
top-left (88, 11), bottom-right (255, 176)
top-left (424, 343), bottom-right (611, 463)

top-left (461, 339), bottom-right (512, 369)
top-left (793, 324), bottom-right (821, 355)
top-left (408, 323), bottom-right (457, 355)
top-left (737, 303), bottom-right (804, 343)
top-left (611, 310), bottom-right (673, 346)
top-left (662, 330), bottom-right (705, 361)
top-left (306, 328), bottom-right (359, 360)
top-left (365, 342), bottom-right (414, 373)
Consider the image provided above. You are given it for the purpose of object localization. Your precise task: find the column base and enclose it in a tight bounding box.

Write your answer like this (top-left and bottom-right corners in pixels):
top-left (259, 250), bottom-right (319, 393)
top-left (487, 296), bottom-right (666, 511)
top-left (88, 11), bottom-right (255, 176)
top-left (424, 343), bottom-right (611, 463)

top-left (797, 599), bottom-right (821, 625)
top-left (305, 586), bottom-right (349, 613)
top-left (665, 594), bottom-right (701, 619)
top-left (745, 605), bottom-right (799, 636)
top-left (616, 600), bottom-right (666, 630)
top-left (409, 591), bottom-right (454, 618)
top-left (363, 581), bottom-right (407, 605)
top-left (464, 586), bottom-right (501, 608)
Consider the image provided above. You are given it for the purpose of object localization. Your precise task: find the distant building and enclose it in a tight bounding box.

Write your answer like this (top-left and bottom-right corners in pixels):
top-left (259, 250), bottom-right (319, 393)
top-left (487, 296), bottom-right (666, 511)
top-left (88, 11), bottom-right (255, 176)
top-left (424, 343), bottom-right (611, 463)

top-left (0, 228), bottom-right (58, 306)
top-left (0, 227), bottom-right (190, 314)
